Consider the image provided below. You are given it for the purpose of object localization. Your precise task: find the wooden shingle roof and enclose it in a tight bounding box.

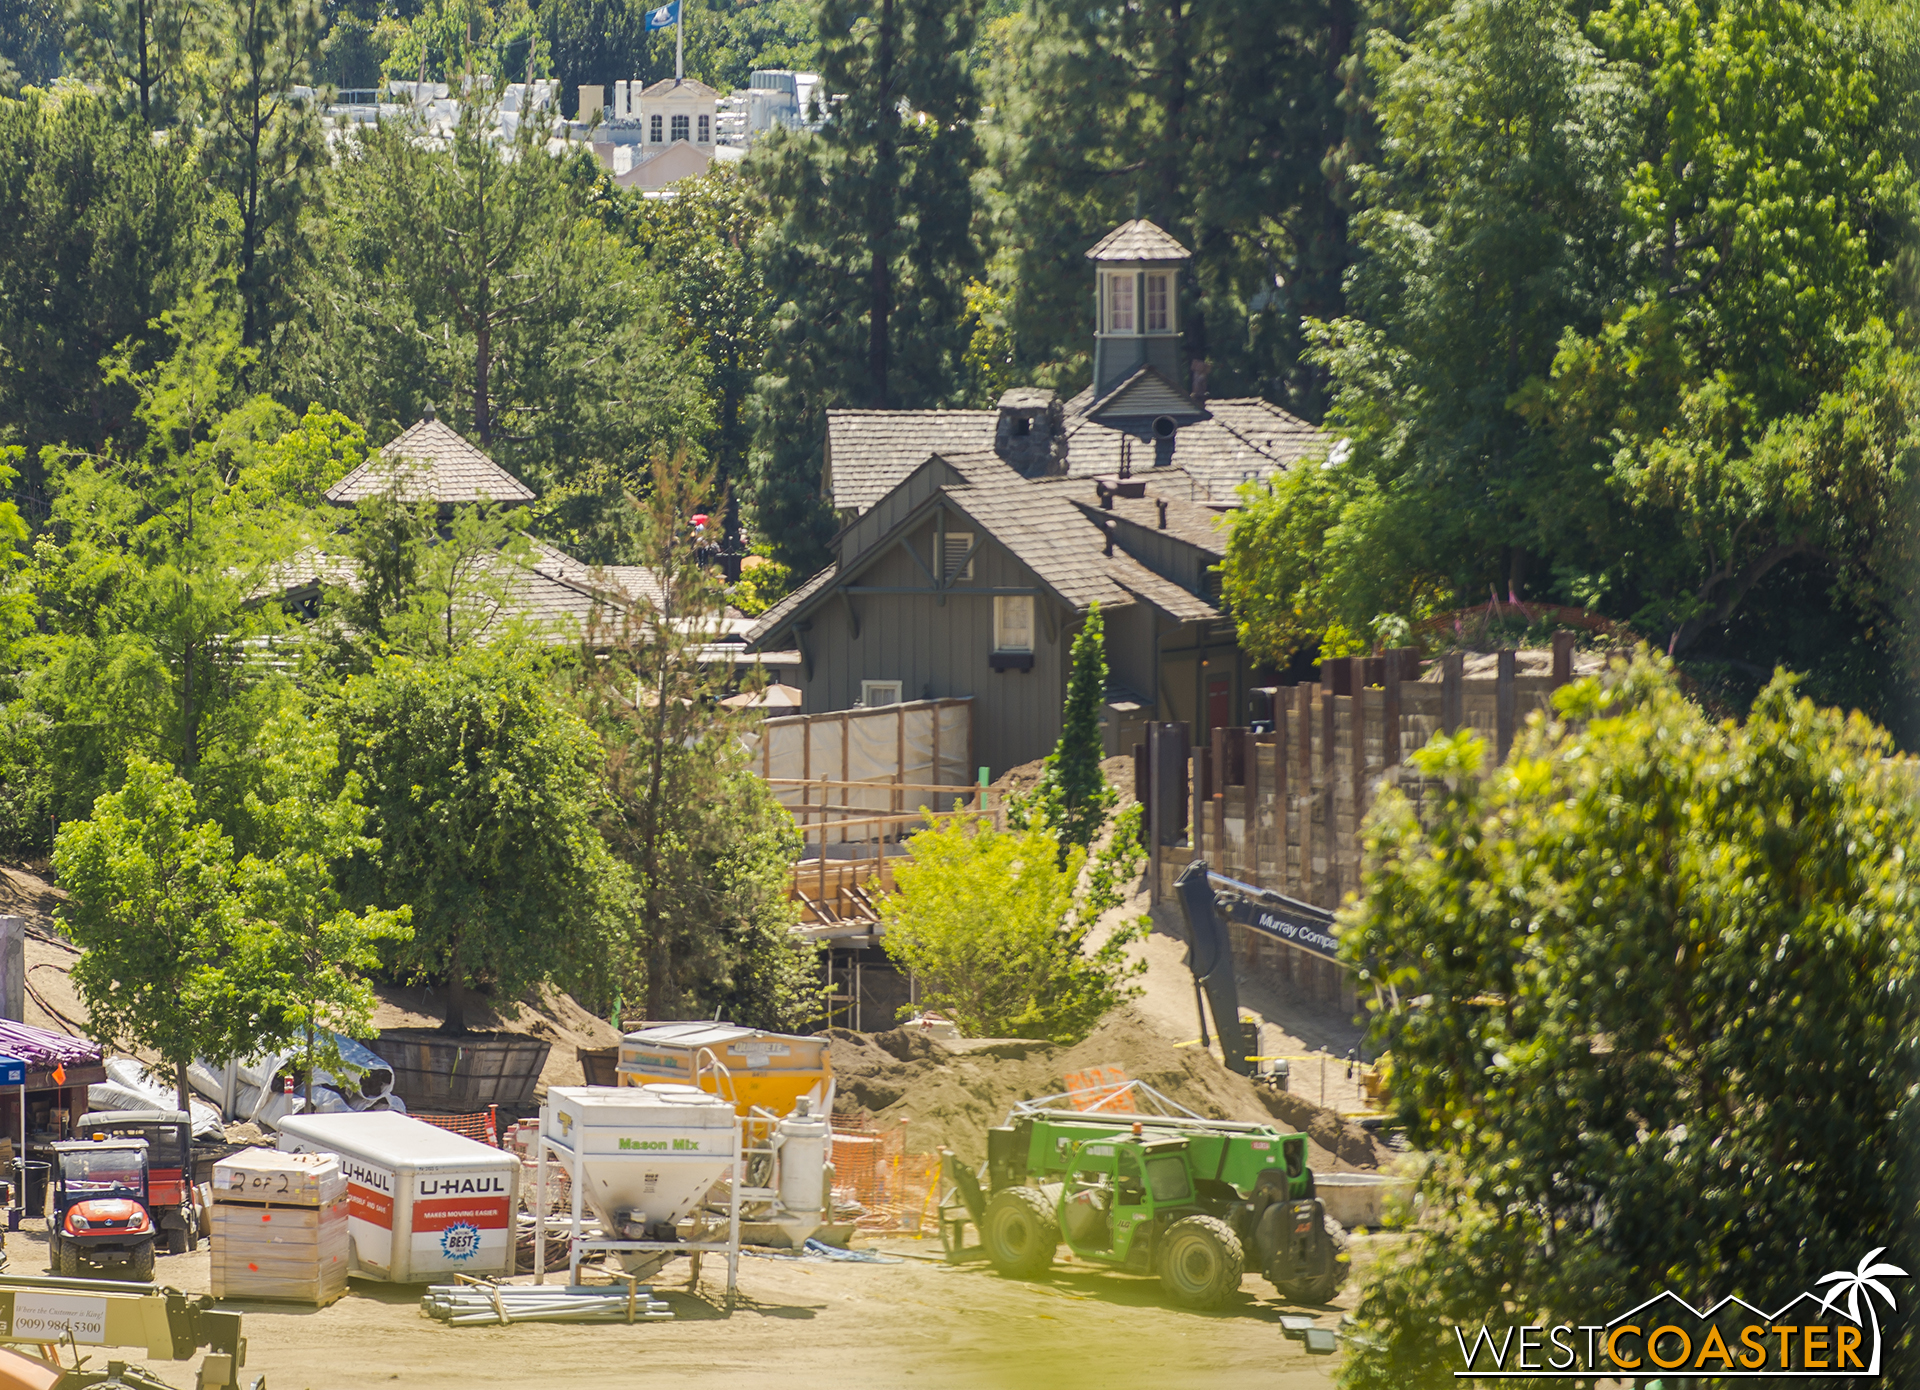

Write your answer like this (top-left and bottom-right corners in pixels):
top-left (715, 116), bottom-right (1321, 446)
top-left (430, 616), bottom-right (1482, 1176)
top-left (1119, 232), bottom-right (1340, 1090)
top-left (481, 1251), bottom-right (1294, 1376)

top-left (1061, 396), bottom-right (1329, 504)
top-left (1084, 220), bottom-right (1191, 262)
top-left (325, 418), bottom-right (537, 506)
top-left (824, 409), bottom-right (998, 515)
top-left (746, 472), bottom-right (1220, 645)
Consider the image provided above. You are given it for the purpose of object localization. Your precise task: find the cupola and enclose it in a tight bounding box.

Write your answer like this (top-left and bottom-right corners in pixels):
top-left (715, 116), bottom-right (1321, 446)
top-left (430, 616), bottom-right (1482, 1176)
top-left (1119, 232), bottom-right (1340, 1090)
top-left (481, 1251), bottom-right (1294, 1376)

top-left (1085, 219), bottom-right (1191, 398)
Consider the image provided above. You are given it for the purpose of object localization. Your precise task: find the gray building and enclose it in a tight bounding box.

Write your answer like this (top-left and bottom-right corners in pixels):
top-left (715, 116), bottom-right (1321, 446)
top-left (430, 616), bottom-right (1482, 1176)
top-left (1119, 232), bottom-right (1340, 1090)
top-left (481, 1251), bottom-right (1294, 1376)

top-left (746, 219), bottom-right (1332, 776)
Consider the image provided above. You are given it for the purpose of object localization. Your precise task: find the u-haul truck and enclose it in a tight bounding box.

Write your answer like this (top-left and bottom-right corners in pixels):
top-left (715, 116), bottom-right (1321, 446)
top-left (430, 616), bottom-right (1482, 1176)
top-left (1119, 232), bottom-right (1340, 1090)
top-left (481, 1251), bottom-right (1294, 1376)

top-left (277, 1111), bottom-right (520, 1282)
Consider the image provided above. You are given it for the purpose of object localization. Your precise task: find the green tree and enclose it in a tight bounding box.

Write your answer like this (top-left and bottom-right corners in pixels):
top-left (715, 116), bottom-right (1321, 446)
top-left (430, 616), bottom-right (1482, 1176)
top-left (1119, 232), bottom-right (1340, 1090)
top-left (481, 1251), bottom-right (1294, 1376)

top-left (1009, 602), bottom-right (1116, 856)
top-left (616, 166), bottom-right (768, 504)
top-left (336, 644), bottom-right (626, 1033)
top-left (27, 296), bottom-right (311, 830)
top-left (748, 0), bottom-right (983, 570)
top-left (65, 0), bottom-right (202, 127)
top-left (880, 813), bottom-right (1144, 1042)
top-left (1261, 0), bottom-right (1920, 729)
top-left (54, 756), bottom-right (253, 1111)
top-left (1220, 449), bottom-right (1448, 665)
top-left (303, 85), bottom-right (709, 558)
top-left (579, 450), bottom-right (818, 1025)
top-left (230, 708), bottom-right (412, 1103)
top-left (992, 0), bottom-right (1376, 408)
top-left (324, 484), bottom-right (540, 659)
top-left (1338, 654), bottom-right (1920, 1385)
top-left (0, 0), bottom-right (65, 88)
top-left (203, 0), bottom-right (326, 354)
top-left (0, 92), bottom-right (217, 490)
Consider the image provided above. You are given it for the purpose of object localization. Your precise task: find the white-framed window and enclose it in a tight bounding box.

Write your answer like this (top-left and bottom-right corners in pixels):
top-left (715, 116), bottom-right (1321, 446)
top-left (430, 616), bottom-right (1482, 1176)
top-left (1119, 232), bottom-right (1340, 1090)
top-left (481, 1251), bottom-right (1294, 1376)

top-left (1106, 273), bottom-right (1135, 333)
top-left (650, 113), bottom-right (663, 142)
top-left (697, 113), bottom-right (711, 143)
top-left (994, 596), bottom-right (1035, 653)
top-left (939, 531), bottom-right (975, 582)
top-left (861, 680), bottom-right (903, 707)
top-left (1146, 272), bottom-right (1170, 333)
top-left (671, 113), bottom-right (690, 141)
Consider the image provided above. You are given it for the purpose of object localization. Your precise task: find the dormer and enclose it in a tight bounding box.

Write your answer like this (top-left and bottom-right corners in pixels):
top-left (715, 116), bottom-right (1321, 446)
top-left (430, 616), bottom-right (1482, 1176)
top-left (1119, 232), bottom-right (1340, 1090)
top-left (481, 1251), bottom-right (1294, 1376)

top-left (1086, 219), bottom-right (1191, 399)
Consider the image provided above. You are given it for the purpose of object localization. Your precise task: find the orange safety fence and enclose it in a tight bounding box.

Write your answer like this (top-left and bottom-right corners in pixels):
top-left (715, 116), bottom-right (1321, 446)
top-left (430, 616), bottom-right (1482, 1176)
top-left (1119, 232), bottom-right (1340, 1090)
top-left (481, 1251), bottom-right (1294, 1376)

top-left (830, 1116), bottom-right (941, 1233)
top-left (415, 1107), bottom-right (499, 1146)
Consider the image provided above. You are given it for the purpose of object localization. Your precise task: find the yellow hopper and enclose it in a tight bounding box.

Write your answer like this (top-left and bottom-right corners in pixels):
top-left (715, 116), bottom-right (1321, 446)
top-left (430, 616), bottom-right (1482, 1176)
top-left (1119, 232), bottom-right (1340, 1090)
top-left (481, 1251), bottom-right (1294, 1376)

top-left (616, 1023), bottom-right (831, 1118)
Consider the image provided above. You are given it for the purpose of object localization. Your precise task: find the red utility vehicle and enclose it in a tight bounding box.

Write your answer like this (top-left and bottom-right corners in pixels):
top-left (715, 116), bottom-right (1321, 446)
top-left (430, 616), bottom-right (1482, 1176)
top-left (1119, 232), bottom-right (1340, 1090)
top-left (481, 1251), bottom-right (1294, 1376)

top-left (73, 1110), bottom-right (200, 1254)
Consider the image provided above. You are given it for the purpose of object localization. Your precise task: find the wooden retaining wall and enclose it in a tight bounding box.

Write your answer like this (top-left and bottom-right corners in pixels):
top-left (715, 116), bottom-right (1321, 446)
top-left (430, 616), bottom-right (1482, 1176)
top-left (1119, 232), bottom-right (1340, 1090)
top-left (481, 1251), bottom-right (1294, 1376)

top-left (1144, 639), bottom-right (1585, 1008)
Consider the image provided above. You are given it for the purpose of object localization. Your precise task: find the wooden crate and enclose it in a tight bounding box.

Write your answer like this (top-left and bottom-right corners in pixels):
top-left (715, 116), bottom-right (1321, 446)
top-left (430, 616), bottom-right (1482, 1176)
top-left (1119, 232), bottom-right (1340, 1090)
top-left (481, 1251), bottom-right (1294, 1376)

top-left (211, 1152), bottom-right (351, 1307)
top-left (213, 1149), bottom-right (347, 1206)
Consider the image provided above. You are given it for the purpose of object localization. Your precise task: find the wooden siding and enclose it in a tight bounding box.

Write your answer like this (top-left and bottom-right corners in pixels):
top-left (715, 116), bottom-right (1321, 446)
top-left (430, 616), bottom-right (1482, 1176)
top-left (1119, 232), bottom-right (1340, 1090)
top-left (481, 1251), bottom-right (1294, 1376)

top-left (795, 507), bottom-right (1074, 776)
top-left (836, 457), bottom-right (966, 567)
top-left (1103, 516), bottom-right (1211, 593)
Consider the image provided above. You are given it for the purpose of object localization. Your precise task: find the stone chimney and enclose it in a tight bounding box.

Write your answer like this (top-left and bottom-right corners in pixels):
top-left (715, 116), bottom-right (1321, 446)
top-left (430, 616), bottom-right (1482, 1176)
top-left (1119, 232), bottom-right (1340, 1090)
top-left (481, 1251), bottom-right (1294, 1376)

top-left (995, 388), bottom-right (1067, 477)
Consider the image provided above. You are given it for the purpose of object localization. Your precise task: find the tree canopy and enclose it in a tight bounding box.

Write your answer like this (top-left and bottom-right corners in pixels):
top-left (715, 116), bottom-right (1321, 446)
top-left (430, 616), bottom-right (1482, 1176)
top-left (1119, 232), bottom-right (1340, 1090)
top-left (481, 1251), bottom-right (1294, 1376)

top-left (335, 645), bottom-right (627, 1032)
top-left (1340, 653), bottom-right (1920, 1382)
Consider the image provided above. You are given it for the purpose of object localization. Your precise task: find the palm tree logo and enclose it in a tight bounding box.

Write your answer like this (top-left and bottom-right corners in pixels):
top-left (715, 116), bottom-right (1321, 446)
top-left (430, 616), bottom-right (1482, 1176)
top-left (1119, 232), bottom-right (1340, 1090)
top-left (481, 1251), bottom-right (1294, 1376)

top-left (1815, 1248), bottom-right (1908, 1375)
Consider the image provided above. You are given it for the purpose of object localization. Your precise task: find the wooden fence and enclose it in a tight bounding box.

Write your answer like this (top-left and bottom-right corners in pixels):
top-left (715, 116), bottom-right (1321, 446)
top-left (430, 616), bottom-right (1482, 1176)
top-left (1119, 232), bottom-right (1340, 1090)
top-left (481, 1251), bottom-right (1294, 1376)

top-left (1142, 639), bottom-right (1592, 1003)
top-left (776, 781), bottom-right (1004, 925)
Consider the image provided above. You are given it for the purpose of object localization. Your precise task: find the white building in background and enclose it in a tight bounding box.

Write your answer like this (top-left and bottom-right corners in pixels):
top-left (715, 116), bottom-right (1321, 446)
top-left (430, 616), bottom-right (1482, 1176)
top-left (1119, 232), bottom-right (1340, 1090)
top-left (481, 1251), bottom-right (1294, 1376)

top-left (588, 76), bottom-right (726, 189)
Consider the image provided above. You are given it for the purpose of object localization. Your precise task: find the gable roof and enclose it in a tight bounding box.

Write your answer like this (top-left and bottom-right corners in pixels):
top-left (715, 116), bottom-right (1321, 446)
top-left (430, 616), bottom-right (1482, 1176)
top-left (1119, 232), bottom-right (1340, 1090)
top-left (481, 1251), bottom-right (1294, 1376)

top-left (1085, 220), bottom-right (1191, 263)
top-left (824, 409), bottom-right (998, 515)
top-left (1085, 366), bottom-right (1204, 420)
top-left (638, 77), bottom-right (720, 99)
top-left (747, 470), bottom-right (1219, 645)
top-left (326, 418), bottom-right (536, 506)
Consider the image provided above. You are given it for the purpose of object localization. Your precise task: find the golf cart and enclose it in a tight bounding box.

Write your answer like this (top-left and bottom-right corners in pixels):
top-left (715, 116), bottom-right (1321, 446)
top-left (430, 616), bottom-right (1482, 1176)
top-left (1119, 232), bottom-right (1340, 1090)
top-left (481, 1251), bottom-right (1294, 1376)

top-left (74, 1111), bottom-right (199, 1254)
top-left (49, 1138), bottom-right (157, 1281)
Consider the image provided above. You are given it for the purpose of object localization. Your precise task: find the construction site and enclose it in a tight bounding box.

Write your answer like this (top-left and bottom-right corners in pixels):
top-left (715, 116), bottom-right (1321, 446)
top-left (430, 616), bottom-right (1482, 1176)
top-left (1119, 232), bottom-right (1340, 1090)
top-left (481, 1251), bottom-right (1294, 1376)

top-left (0, 757), bottom-right (1411, 1389)
top-left (0, 648), bottom-right (1578, 1390)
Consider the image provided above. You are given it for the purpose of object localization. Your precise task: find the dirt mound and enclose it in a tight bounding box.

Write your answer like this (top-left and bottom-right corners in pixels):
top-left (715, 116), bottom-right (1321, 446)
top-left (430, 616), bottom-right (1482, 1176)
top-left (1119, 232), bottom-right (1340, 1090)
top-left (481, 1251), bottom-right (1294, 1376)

top-left (828, 1006), bottom-right (1380, 1170)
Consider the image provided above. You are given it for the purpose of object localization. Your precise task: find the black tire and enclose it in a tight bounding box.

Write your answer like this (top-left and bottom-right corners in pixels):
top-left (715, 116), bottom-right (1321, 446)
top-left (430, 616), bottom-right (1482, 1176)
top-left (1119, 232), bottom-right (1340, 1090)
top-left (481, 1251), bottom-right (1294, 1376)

top-left (1274, 1214), bottom-right (1350, 1304)
top-left (53, 1237), bottom-right (78, 1279)
top-left (981, 1187), bottom-right (1057, 1278)
top-left (128, 1239), bottom-right (155, 1283)
top-left (1157, 1214), bottom-right (1244, 1309)
top-left (165, 1221), bottom-right (188, 1256)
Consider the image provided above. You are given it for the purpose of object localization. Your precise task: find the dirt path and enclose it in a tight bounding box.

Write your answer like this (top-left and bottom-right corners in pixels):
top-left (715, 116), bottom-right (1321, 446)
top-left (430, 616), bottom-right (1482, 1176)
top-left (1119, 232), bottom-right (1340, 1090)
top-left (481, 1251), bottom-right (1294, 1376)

top-left (1087, 880), bottom-right (1376, 1118)
top-left (5, 1226), bottom-right (1383, 1389)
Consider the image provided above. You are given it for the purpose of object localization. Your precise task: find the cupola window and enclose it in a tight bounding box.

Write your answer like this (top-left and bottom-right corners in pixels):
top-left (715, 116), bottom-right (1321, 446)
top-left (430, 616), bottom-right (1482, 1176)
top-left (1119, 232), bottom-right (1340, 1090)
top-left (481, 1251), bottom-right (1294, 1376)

top-left (1146, 272), bottom-right (1170, 333)
top-left (1107, 273), bottom-right (1135, 333)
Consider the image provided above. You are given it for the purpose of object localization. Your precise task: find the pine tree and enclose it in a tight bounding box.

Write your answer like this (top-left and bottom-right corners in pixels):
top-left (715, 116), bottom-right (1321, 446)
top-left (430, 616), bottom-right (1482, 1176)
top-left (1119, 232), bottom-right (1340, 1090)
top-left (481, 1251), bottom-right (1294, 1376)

top-left (1009, 602), bottom-right (1116, 859)
top-left (993, 0), bottom-right (1378, 412)
top-left (203, 0), bottom-right (325, 354)
top-left (748, 0), bottom-right (984, 572)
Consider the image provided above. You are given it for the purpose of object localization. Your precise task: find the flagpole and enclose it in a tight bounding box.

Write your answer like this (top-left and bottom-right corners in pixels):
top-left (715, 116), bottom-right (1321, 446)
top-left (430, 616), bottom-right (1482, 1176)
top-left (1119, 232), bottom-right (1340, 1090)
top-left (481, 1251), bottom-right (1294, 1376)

top-left (675, 5), bottom-right (683, 82)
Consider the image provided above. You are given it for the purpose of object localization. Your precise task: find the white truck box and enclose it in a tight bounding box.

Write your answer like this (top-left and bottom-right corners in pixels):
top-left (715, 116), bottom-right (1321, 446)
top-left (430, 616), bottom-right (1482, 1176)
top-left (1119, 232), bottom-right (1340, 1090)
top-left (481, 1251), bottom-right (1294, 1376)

top-left (276, 1111), bottom-right (520, 1282)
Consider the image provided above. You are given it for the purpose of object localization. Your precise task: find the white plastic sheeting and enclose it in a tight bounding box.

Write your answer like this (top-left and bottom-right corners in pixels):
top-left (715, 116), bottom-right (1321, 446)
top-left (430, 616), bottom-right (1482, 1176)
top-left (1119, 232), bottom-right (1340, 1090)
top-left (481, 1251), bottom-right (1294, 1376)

top-left (189, 1034), bottom-right (404, 1131)
top-left (745, 698), bottom-right (972, 845)
top-left (89, 1058), bottom-right (226, 1139)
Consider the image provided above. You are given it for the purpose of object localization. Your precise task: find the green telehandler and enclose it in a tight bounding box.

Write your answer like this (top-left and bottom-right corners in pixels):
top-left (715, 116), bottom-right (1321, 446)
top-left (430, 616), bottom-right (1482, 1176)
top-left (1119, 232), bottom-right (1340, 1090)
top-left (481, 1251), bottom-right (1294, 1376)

top-left (962, 1109), bottom-right (1348, 1310)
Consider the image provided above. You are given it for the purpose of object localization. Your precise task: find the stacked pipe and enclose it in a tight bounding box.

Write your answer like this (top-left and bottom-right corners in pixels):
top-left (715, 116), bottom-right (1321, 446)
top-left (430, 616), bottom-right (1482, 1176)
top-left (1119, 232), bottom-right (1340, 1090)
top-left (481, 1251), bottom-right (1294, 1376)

top-left (421, 1281), bottom-right (672, 1325)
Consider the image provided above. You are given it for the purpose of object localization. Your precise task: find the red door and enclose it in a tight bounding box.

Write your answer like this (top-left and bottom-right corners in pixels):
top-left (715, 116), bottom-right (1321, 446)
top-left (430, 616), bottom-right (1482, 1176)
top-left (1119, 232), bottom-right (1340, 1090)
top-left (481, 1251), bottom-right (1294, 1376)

top-left (1207, 678), bottom-right (1231, 731)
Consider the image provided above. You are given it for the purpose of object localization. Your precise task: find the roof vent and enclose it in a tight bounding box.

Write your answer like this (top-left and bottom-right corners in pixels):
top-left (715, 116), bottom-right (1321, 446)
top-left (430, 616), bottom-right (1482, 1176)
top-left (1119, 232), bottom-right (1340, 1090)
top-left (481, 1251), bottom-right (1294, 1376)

top-left (1156, 499), bottom-right (1168, 529)
top-left (422, 402), bottom-right (437, 422)
top-left (1151, 415), bottom-right (1176, 440)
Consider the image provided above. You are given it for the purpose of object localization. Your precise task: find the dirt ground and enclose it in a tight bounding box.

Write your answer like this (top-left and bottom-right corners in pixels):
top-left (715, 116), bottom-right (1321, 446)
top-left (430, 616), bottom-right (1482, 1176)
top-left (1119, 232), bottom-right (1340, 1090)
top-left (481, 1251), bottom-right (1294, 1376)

top-left (0, 1221), bottom-right (1384, 1390)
